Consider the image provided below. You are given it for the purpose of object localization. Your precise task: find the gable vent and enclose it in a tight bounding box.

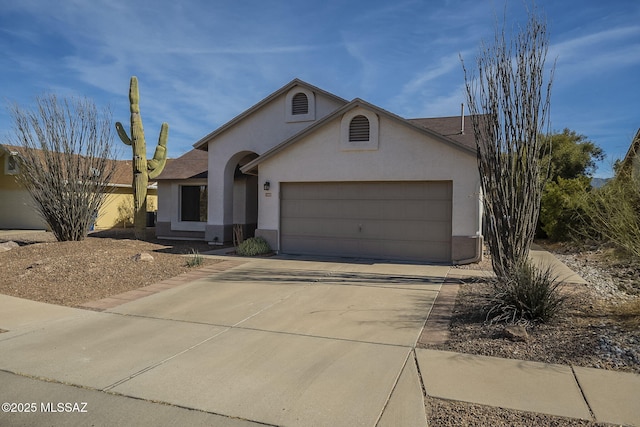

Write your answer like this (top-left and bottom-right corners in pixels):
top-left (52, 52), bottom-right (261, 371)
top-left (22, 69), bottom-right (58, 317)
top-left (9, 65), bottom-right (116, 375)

top-left (291, 92), bottom-right (309, 115)
top-left (349, 115), bottom-right (370, 142)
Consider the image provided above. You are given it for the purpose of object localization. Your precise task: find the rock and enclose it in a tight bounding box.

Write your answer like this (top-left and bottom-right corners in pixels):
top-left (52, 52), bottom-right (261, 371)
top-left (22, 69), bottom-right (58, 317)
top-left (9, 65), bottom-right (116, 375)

top-left (132, 252), bottom-right (154, 262)
top-left (0, 241), bottom-right (19, 252)
top-left (26, 260), bottom-right (45, 269)
top-left (503, 324), bottom-right (529, 342)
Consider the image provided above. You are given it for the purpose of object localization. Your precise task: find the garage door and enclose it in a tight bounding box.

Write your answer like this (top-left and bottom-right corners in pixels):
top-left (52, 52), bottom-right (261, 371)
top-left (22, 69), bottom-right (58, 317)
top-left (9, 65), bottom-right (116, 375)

top-left (280, 181), bottom-right (452, 262)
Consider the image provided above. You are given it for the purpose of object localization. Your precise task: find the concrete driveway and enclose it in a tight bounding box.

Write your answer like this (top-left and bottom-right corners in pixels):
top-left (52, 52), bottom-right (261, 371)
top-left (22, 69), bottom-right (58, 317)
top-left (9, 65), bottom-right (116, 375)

top-left (0, 257), bottom-right (448, 426)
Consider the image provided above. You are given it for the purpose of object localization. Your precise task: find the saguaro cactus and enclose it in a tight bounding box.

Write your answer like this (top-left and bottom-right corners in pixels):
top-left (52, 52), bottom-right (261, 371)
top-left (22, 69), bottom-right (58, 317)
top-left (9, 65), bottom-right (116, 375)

top-left (115, 76), bottom-right (168, 239)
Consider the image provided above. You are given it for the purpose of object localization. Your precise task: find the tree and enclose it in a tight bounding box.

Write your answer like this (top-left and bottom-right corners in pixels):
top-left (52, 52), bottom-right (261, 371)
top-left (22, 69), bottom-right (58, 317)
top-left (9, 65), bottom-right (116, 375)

top-left (462, 7), bottom-right (554, 280)
top-left (537, 129), bottom-right (604, 240)
top-left (541, 129), bottom-right (604, 183)
top-left (539, 176), bottom-right (591, 241)
top-left (7, 95), bottom-right (116, 241)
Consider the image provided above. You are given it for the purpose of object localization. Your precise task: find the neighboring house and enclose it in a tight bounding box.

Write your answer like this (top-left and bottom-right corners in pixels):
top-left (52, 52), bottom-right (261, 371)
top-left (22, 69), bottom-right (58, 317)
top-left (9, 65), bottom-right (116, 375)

top-left (617, 128), bottom-right (640, 181)
top-left (0, 144), bottom-right (157, 230)
top-left (156, 79), bottom-right (483, 264)
top-left (99, 160), bottom-right (159, 229)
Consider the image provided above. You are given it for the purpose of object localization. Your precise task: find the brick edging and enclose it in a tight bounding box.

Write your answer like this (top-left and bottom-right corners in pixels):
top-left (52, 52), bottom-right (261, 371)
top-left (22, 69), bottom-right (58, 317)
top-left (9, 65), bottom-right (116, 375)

top-left (417, 276), bottom-right (461, 346)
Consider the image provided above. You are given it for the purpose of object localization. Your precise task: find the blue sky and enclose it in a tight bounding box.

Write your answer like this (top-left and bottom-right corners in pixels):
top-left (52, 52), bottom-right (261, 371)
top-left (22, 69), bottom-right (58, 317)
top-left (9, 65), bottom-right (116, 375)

top-left (1, 0), bottom-right (638, 178)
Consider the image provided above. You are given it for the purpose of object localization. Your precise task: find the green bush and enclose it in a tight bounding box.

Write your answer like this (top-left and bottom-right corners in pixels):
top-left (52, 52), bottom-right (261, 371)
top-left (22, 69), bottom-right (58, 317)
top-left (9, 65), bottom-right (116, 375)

top-left (185, 249), bottom-right (203, 267)
top-left (236, 237), bottom-right (272, 257)
top-left (539, 176), bottom-right (590, 241)
top-left (486, 261), bottom-right (567, 323)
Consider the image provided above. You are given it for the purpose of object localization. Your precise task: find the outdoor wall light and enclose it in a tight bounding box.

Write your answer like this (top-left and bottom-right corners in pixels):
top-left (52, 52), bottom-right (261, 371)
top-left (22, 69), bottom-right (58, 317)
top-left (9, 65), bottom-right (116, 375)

top-left (263, 181), bottom-right (270, 191)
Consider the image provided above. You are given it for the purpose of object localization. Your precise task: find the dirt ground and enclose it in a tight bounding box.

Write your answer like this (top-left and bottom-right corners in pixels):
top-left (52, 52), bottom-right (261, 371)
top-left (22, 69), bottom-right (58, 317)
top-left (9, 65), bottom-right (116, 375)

top-left (1, 230), bottom-right (638, 426)
top-left (420, 243), bottom-right (640, 374)
top-left (0, 228), bottom-right (222, 307)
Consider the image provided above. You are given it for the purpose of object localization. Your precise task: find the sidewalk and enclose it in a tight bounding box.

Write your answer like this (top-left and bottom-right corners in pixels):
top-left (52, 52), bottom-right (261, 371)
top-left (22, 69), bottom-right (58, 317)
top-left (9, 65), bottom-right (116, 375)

top-left (417, 348), bottom-right (640, 426)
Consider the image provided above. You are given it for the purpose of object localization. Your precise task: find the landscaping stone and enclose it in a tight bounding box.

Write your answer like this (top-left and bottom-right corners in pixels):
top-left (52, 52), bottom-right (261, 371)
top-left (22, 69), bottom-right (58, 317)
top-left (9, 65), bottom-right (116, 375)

top-left (132, 252), bottom-right (154, 262)
top-left (504, 324), bottom-right (529, 342)
top-left (0, 241), bottom-right (19, 252)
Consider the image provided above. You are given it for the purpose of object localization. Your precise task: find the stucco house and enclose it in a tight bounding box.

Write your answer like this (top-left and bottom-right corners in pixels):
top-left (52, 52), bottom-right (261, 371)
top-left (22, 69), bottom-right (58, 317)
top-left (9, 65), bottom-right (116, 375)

top-left (0, 144), bottom-right (157, 230)
top-left (156, 79), bottom-right (483, 264)
top-left (618, 128), bottom-right (640, 180)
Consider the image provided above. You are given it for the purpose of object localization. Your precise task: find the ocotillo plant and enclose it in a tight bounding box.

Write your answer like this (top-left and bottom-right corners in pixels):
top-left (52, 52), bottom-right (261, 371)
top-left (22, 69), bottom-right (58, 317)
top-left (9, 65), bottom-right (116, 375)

top-left (115, 76), bottom-right (168, 239)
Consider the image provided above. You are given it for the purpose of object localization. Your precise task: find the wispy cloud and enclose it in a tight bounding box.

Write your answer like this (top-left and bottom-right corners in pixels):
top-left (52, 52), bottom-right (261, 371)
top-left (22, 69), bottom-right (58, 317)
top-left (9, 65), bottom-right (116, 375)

top-left (390, 52), bottom-right (470, 117)
top-left (0, 0), bottom-right (638, 169)
top-left (550, 26), bottom-right (640, 77)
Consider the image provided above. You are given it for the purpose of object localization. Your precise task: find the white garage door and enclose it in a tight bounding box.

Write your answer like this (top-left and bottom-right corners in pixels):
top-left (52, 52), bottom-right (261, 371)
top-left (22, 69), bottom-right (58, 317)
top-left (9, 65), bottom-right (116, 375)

top-left (280, 181), bottom-right (452, 262)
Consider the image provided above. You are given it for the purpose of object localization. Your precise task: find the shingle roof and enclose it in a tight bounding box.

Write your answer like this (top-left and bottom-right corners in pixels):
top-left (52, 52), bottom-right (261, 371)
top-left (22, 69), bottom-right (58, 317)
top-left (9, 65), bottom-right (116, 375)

top-left (110, 160), bottom-right (133, 186)
top-left (154, 149), bottom-right (208, 180)
top-left (0, 143), bottom-right (151, 188)
top-left (408, 116), bottom-right (478, 152)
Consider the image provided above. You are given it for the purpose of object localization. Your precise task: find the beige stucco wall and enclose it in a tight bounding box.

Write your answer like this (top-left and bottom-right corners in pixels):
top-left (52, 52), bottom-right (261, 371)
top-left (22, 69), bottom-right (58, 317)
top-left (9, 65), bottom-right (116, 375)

top-left (0, 155), bottom-right (47, 229)
top-left (156, 179), bottom-right (207, 236)
top-left (205, 87), bottom-right (346, 242)
top-left (95, 187), bottom-right (158, 230)
top-left (255, 110), bottom-right (482, 245)
top-left (0, 186), bottom-right (47, 229)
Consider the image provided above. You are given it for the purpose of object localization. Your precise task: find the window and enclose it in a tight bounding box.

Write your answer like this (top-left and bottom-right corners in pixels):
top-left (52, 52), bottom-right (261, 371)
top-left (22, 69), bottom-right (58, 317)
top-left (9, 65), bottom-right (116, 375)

top-left (349, 115), bottom-right (370, 142)
top-left (181, 185), bottom-right (207, 222)
top-left (291, 92), bottom-right (308, 115)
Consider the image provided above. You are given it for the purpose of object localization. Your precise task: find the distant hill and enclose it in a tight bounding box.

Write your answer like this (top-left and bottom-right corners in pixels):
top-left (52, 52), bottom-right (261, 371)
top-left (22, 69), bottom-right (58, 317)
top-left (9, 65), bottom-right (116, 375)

top-left (591, 177), bottom-right (611, 188)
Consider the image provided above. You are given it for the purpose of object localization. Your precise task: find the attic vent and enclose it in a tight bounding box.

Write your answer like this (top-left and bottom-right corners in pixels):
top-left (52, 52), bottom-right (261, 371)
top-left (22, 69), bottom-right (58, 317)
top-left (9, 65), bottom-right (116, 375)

top-left (349, 115), bottom-right (370, 142)
top-left (291, 93), bottom-right (308, 115)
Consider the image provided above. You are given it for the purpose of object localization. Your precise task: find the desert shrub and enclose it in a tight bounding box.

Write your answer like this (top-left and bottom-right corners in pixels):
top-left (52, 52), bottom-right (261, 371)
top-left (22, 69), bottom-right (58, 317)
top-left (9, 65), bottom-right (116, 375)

top-left (609, 299), bottom-right (640, 329)
top-left (539, 176), bottom-right (590, 241)
top-left (115, 196), bottom-right (135, 228)
top-left (185, 249), bottom-right (203, 267)
top-left (236, 237), bottom-right (271, 257)
top-left (583, 176), bottom-right (640, 259)
top-left (486, 261), bottom-right (567, 323)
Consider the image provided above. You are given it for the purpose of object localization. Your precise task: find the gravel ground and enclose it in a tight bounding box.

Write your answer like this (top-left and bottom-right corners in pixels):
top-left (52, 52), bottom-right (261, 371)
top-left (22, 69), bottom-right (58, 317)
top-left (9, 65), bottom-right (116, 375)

top-left (0, 229), bottom-right (221, 307)
top-left (421, 242), bottom-right (639, 427)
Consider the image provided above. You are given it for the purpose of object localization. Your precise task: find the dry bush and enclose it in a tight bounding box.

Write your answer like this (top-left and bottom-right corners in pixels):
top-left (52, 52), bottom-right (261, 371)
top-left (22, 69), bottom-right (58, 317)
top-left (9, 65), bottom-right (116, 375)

top-left (583, 175), bottom-right (640, 260)
top-left (7, 95), bottom-right (116, 241)
top-left (462, 7), bottom-right (554, 279)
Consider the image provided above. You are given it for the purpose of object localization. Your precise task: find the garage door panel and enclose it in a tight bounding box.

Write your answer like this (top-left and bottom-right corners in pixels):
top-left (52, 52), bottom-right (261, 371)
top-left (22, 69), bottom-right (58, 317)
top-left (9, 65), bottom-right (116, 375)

top-left (356, 200), bottom-right (451, 221)
top-left (397, 201), bottom-right (437, 220)
top-left (280, 182), bottom-right (452, 262)
top-left (282, 199), bottom-right (361, 219)
top-left (282, 236), bottom-right (361, 257)
top-left (370, 181), bottom-right (451, 200)
top-left (281, 183), bottom-right (325, 200)
top-left (361, 220), bottom-right (451, 241)
top-left (359, 241), bottom-right (449, 263)
top-left (281, 218), bottom-right (361, 238)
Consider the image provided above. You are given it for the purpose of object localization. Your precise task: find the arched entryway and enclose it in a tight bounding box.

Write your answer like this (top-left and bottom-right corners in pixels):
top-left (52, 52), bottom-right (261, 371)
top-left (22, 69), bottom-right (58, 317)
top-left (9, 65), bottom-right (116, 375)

top-left (232, 152), bottom-right (259, 243)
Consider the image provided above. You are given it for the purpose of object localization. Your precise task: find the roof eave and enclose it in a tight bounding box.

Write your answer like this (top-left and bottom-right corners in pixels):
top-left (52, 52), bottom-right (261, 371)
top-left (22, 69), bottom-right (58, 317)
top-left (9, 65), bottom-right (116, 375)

top-left (193, 78), bottom-right (349, 151)
top-left (240, 98), bottom-right (477, 174)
